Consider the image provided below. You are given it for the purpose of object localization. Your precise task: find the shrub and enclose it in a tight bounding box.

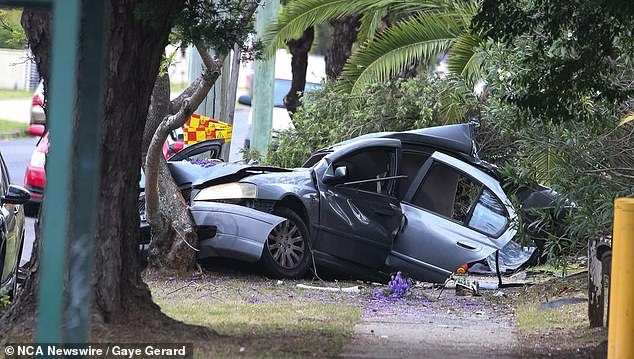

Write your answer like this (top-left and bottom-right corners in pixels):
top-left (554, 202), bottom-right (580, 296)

top-left (267, 75), bottom-right (482, 168)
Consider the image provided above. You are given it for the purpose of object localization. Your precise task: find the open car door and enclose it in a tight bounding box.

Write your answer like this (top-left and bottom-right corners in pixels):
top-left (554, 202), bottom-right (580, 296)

top-left (312, 138), bottom-right (404, 270)
top-left (386, 151), bottom-right (517, 283)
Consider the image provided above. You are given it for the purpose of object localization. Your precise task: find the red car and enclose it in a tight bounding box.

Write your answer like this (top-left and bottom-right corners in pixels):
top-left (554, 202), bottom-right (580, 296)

top-left (23, 125), bottom-right (186, 215)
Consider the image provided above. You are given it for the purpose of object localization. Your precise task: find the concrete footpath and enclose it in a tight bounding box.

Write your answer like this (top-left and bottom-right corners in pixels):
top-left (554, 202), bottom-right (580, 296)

top-left (340, 291), bottom-right (519, 359)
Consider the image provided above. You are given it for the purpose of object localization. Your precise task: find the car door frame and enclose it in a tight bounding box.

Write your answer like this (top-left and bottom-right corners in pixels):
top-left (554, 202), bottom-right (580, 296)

top-left (0, 152), bottom-right (20, 287)
top-left (386, 151), bottom-right (517, 282)
top-left (311, 138), bottom-right (405, 269)
top-left (168, 139), bottom-right (224, 162)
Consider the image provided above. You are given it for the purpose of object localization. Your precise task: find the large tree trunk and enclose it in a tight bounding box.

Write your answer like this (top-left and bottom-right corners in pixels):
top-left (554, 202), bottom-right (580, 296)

top-left (325, 16), bottom-right (359, 81)
top-left (3, 1), bottom-right (183, 330)
top-left (284, 27), bottom-right (314, 117)
top-left (94, 0), bottom-right (183, 323)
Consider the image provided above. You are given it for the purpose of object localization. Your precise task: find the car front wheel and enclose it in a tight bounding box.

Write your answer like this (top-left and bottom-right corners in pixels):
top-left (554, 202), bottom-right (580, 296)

top-left (260, 207), bottom-right (311, 278)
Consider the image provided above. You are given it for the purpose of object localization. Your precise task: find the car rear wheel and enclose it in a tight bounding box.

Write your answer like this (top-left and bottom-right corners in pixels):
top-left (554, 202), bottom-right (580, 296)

top-left (260, 208), bottom-right (311, 278)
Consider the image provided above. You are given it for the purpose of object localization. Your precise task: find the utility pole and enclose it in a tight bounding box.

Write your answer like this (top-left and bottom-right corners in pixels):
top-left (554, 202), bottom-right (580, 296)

top-left (251, 0), bottom-right (279, 154)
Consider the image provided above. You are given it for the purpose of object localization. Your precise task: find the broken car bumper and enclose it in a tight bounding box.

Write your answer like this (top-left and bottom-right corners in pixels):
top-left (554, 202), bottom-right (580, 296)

top-left (190, 202), bottom-right (286, 263)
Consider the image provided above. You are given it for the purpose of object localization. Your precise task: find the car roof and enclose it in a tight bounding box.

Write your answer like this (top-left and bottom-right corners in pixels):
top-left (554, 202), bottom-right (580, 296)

top-left (303, 123), bottom-right (501, 179)
top-left (322, 123), bottom-right (476, 157)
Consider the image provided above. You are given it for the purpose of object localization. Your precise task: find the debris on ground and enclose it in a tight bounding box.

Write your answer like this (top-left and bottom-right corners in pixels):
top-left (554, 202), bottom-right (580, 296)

top-left (538, 297), bottom-right (588, 310)
top-left (455, 279), bottom-right (480, 296)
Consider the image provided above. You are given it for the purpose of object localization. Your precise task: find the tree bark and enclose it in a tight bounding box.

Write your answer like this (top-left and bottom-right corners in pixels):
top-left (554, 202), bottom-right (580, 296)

top-left (284, 27), bottom-right (314, 117)
top-left (144, 49), bottom-right (223, 274)
top-left (3, 0), bottom-right (182, 329)
top-left (588, 238), bottom-right (605, 328)
top-left (94, 0), bottom-right (182, 323)
top-left (325, 16), bottom-right (359, 81)
top-left (20, 8), bottom-right (51, 91)
top-left (141, 73), bottom-right (196, 272)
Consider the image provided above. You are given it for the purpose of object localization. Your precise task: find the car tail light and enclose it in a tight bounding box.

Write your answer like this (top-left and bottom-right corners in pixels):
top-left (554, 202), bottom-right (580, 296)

top-left (26, 168), bottom-right (46, 189)
top-left (32, 94), bottom-right (43, 107)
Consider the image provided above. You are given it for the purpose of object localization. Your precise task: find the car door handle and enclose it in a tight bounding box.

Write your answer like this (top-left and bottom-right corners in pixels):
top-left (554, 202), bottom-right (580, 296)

top-left (457, 241), bottom-right (477, 250)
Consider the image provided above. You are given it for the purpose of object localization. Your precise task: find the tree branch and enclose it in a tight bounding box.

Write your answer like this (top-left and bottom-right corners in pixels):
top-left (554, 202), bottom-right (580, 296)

top-left (170, 75), bottom-right (201, 114)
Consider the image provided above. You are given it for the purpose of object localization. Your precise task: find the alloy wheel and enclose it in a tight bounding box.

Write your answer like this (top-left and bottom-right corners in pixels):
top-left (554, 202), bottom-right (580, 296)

top-left (267, 219), bottom-right (306, 269)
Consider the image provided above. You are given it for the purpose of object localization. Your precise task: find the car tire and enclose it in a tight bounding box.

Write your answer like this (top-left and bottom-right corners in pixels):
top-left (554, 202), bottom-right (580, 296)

top-left (259, 207), bottom-right (311, 278)
top-left (23, 202), bottom-right (39, 218)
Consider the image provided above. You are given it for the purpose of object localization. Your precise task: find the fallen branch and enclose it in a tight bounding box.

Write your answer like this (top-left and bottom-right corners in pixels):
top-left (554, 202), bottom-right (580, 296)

top-left (296, 284), bottom-right (360, 293)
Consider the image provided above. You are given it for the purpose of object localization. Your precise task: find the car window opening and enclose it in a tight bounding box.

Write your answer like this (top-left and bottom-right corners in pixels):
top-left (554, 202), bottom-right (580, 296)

top-left (333, 148), bottom-right (395, 196)
top-left (412, 162), bottom-right (509, 237)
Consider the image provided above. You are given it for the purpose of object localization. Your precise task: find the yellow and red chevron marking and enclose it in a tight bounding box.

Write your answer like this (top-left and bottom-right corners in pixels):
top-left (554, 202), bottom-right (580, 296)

top-left (184, 113), bottom-right (232, 144)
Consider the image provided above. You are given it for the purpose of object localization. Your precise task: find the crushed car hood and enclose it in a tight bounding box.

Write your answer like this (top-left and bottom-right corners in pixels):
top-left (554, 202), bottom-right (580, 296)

top-left (169, 162), bottom-right (291, 188)
top-left (139, 162), bottom-right (291, 190)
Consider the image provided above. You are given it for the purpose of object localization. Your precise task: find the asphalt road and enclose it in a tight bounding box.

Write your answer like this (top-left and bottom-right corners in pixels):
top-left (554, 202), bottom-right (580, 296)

top-left (0, 137), bottom-right (39, 266)
top-left (0, 137), bottom-right (38, 184)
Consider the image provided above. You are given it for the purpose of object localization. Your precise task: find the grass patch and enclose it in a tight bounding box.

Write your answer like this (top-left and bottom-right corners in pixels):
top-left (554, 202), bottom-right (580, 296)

top-left (0, 89), bottom-right (32, 100)
top-left (506, 271), bottom-right (608, 357)
top-left (512, 272), bottom-right (590, 332)
top-left (516, 302), bottom-right (588, 332)
top-left (147, 270), bottom-right (362, 358)
top-left (0, 119), bottom-right (27, 134)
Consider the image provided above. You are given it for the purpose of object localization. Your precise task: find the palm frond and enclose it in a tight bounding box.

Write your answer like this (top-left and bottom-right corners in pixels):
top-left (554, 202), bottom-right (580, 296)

top-left (447, 33), bottom-right (485, 83)
top-left (376, 0), bottom-right (465, 14)
top-left (336, 12), bottom-right (460, 94)
top-left (262, 0), bottom-right (387, 57)
top-left (357, 9), bottom-right (386, 44)
top-left (528, 146), bottom-right (562, 184)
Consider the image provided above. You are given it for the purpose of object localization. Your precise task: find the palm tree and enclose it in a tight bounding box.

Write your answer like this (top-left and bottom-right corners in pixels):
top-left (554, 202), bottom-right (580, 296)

top-left (263, 0), bottom-right (485, 95)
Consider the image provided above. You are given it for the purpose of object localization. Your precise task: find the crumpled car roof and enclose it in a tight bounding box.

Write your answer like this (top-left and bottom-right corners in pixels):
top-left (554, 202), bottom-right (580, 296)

top-left (327, 123), bottom-right (476, 157)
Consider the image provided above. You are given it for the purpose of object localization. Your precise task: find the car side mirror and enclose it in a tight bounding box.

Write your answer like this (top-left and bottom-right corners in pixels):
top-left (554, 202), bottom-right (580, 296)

top-left (323, 166), bottom-right (348, 185)
top-left (238, 95), bottom-right (252, 106)
top-left (2, 185), bottom-right (31, 205)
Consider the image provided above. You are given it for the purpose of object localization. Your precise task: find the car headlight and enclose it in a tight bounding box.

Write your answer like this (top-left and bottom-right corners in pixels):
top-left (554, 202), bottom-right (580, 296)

top-left (29, 151), bottom-right (46, 168)
top-left (194, 182), bottom-right (257, 201)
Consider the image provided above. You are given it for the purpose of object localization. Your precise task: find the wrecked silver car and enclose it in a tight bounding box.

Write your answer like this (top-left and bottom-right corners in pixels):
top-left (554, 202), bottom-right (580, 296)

top-left (141, 124), bottom-right (527, 283)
